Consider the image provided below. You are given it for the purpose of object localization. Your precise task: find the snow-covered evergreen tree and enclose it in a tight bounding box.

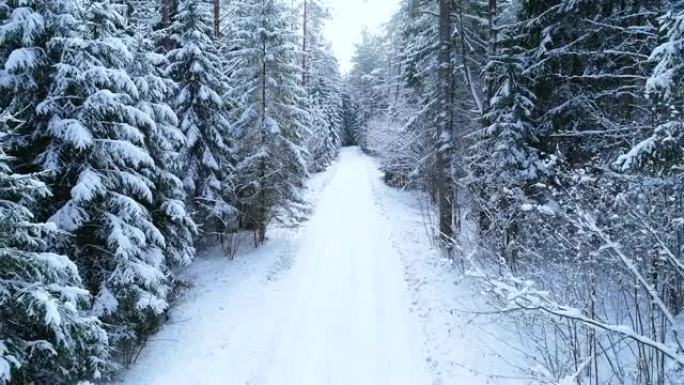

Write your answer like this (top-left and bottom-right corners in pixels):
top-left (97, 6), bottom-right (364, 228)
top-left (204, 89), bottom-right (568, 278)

top-left (306, 92), bottom-right (341, 172)
top-left (128, 3), bottom-right (197, 271)
top-left (347, 29), bottom-right (390, 152)
top-left (475, 42), bottom-right (551, 261)
top-left (340, 90), bottom-right (360, 146)
top-left (0, 0), bottom-right (76, 182)
top-left (346, 1), bottom-right (684, 380)
top-left (302, 3), bottom-right (343, 171)
top-left (32, 0), bottom-right (172, 356)
top-left (618, 6), bottom-right (684, 173)
top-left (167, 0), bottom-right (236, 239)
top-left (0, 152), bottom-right (109, 385)
top-left (483, 61), bottom-right (544, 183)
top-left (228, 0), bottom-right (310, 244)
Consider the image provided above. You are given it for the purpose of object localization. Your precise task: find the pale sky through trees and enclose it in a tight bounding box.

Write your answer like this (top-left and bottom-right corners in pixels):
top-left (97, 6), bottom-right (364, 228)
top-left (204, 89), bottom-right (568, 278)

top-left (323, 0), bottom-right (400, 74)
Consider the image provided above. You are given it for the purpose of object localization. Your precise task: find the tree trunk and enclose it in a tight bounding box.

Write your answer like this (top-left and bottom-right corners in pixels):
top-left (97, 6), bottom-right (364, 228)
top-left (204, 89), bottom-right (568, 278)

top-left (257, 24), bottom-right (268, 245)
top-left (436, 0), bottom-right (454, 248)
top-left (161, 0), bottom-right (172, 49)
top-left (213, 0), bottom-right (221, 39)
top-left (456, 5), bottom-right (482, 116)
top-left (301, 0), bottom-right (308, 87)
top-left (483, 0), bottom-right (497, 115)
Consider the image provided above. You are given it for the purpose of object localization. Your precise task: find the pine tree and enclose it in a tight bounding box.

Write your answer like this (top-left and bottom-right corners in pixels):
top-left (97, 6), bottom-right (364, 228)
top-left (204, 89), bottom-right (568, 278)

top-left (167, 0), bottom-right (236, 240)
top-left (0, 152), bottom-right (109, 385)
top-left (228, 0), bottom-right (310, 244)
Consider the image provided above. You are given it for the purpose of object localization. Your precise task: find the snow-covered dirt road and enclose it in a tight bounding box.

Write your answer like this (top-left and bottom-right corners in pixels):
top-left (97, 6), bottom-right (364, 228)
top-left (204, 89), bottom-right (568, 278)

top-left (117, 147), bottom-right (432, 385)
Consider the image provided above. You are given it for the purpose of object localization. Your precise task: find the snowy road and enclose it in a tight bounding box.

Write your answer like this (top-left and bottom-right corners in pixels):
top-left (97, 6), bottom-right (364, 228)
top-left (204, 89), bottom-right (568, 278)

top-left (118, 147), bottom-right (432, 385)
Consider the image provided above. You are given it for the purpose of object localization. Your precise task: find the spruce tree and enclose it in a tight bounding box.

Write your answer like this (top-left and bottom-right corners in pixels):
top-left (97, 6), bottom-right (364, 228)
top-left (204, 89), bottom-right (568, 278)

top-left (306, 51), bottom-right (343, 171)
top-left (302, 3), bottom-right (343, 171)
top-left (347, 29), bottom-right (390, 151)
top-left (128, 3), bottom-right (197, 271)
top-left (482, 56), bottom-right (546, 186)
top-left (167, 0), bottom-right (236, 240)
top-left (0, 152), bottom-right (109, 385)
top-left (0, 0), bottom-right (76, 181)
top-left (619, 6), bottom-right (684, 172)
top-left (35, 0), bottom-right (171, 356)
top-left (340, 90), bottom-right (360, 146)
top-left (228, 0), bottom-right (310, 244)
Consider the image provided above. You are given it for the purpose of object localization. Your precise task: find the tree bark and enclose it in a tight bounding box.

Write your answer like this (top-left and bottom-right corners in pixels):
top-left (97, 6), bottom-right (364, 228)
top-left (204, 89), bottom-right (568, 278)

top-left (483, 0), bottom-right (497, 115)
top-left (436, 0), bottom-right (454, 248)
top-left (214, 0), bottom-right (221, 39)
top-left (257, 17), bottom-right (268, 245)
top-left (161, 0), bottom-right (171, 28)
top-left (161, 0), bottom-right (172, 49)
top-left (301, 0), bottom-right (308, 87)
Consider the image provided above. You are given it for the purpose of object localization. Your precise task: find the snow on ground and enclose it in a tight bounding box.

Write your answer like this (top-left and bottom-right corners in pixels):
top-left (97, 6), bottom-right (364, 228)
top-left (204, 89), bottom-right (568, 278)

top-left (114, 147), bottom-right (524, 385)
top-left (367, 156), bottom-right (530, 385)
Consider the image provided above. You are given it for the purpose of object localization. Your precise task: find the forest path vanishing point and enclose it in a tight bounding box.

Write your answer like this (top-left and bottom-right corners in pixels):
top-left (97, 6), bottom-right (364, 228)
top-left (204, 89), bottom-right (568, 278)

top-left (117, 147), bottom-right (434, 385)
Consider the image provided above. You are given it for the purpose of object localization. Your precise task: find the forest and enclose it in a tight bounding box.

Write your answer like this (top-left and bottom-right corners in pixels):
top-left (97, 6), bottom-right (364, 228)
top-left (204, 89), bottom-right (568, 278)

top-left (0, 0), bottom-right (347, 383)
top-left (346, 0), bottom-right (684, 384)
top-left (1, 0), bottom-right (684, 385)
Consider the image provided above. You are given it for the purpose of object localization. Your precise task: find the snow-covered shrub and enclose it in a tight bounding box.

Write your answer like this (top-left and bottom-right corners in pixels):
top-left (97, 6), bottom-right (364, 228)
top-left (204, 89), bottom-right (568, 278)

top-left (366, 115), bottom-right (423, 188)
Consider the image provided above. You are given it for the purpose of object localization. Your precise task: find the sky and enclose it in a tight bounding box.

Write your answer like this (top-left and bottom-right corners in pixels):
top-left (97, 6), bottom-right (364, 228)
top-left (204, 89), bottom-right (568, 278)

top-left (323, 0), bottom-right (400, 74)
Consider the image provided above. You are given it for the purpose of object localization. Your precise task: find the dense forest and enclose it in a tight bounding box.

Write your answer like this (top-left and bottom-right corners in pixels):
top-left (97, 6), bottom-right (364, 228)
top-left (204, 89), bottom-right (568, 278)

top-left (0, 0), bottom-right (348, 383)
top-left (345, 0), bottom-right (684, 384)
top-left (2, 0), bottom-right (684, 384)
